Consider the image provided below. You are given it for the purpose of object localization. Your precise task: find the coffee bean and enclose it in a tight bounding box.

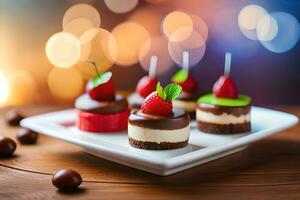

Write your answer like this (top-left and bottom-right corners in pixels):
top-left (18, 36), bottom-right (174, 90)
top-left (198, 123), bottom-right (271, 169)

top-left (52, 169), bottom-right (82, 190)
top-left (16, 129), bottom-right (38, 144)
top-left (0, 137), bottom-right (17, 157)
top-left (5, 110), bottom-right (24, 126)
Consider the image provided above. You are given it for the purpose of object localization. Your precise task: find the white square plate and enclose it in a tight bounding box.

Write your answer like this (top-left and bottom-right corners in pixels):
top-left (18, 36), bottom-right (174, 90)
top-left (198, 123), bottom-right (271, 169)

top-left (21, 107), bottom-right (298, 176)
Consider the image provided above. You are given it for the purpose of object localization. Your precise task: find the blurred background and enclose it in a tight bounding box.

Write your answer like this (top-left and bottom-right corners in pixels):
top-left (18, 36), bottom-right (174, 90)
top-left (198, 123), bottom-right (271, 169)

top-left (0, 0), bottom-right (299, 107)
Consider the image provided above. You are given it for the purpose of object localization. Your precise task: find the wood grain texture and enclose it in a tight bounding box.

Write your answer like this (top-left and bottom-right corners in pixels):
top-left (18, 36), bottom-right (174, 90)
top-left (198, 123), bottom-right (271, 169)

top-left (0, 105), bottom-right (299, 199)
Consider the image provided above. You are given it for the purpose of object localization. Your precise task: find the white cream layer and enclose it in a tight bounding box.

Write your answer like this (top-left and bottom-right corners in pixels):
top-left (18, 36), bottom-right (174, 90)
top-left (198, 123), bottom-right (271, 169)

top-left (196, 109), bottom-right (250, 124)
top-left (173, 100), bottom-right (197, 112)
top-left (128, 124), bottom-right (189, 143)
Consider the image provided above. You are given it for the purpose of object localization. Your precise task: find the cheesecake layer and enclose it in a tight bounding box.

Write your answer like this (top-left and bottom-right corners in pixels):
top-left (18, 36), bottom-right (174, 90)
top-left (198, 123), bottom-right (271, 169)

top-left (75, 94), bottom-right (128, 114)
top-left (128, 109), bottom-right (190, 130)
top-left (129, 138), bottom-right (188, 150)
top-left (128, 123), bottom-right (189, 143)
top-left (196, 109), bottom-right (250, 124)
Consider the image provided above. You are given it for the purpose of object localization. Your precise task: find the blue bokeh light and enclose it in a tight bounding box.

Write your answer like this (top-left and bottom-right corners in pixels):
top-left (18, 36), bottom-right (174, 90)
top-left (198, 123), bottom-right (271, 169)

top-left (260, 12), bottom-right (300, 53)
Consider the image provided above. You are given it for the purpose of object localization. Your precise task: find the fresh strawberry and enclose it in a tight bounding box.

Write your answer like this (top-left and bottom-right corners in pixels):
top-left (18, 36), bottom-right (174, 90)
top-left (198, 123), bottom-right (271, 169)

top-left (141, 83), bottom-right (182, 116)
top-left (213, 75), bottom-right (238, 99)
top-left (172, 69), bottom-right (197, 93)
top-left (136, 76), bottom-right (158, 98)
top-left (86, 74), bottom-right (115, 101)
top-left (85, 60), bottom-right (115, 101)
top-left (177, 76), bottom-right (197, 93)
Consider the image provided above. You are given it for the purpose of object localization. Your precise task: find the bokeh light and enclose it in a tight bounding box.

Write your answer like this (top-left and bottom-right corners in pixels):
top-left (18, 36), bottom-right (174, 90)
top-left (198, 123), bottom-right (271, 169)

top-left (139, 36), bottom-right (173, 75)
top-left (0, 70), bottom-right (9, 105)
top-left (112, 22), bottom-right (150, 66)
top-left (257, 14), bottom-right (278, 42)
top-left (63, 17), bottom-right (95, 38)
top-left (260, 12), bottom-right (300, 53)
top-left (104, 0), bottom-right (138, 14)
top-left (46, 32), bottom-right (81, 68)
top-left (7, 70), bottom-right (36, 105)
top-left (190, 14), bottom-right (209, 41)
top-left (128, 7), bottom-right (163, 35)
top-left (78, 28), bottom-right (117, 79)
top-left (63, 4), bottom-right (101, 29)
top-left (238, 5), bottom-right (267, 30)
top-left (168, 29), bottom-right (206, 67)
top-left (162, 11), bottom-right (193, 42)
top-left (238, 5), bottom-right (267, 40)
top-left (48, 67), bottom-right (83, 100)
top-left (145, 0), bottom-right (168, 4)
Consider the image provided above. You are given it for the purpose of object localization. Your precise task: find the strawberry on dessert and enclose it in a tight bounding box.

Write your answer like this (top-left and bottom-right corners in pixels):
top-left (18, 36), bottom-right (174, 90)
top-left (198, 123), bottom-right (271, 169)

top-left (128, 83), bottom-right (190, 150)
top-left (75, 60), bottom-right (130, 133)
top-left (212, 75), bottom-right (238, 99)
top-left (172, 69), bottom-right (199, 119)
top-left (128, 75), bottom-right (158, 110)
top-left (196, 53), bottom-right (251, 134)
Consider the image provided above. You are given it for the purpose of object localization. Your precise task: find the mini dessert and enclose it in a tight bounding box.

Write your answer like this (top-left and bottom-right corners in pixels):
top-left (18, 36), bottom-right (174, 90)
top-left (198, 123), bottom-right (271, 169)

top-left (128, 83), bottom-right (190, 150)
top-left (128, 75), bottom-right (158, 110)
top-left (75, 60), bottom-right (130, 132)
top-left (196, 53), bottom-right (251, 134)
top-left (172, 69), bottom-right (199, 119)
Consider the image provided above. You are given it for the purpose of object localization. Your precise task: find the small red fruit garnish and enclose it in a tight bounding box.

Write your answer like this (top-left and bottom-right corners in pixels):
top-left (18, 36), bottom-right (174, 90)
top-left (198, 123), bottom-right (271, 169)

top-left (141, 83), bottom-right (182, 117)
top-left (86, 75), bottom-right (115, 101)
top-left (213, 75), bottom-right (238, 99)
top-left (136, 76), bottom-right (158, 98)
top-left (86, 60), bottom-right (115, 101)
top-left (172, 69), bottom-right (197, 93)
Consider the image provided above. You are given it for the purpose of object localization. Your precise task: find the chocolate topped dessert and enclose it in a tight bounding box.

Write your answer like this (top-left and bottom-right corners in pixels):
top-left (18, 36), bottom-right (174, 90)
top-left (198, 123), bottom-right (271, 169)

top-left (128, 83), bottom-right (190, 150)
top-left (196, 53), bottom-right (251, 134)
top-left (75, 60), bottom-right (130, 132)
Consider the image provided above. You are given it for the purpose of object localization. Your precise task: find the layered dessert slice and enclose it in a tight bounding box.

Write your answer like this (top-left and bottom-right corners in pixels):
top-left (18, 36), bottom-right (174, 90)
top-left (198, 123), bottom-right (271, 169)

top-left (128, 109), bottom-right (189, 150)
top-left (197, 53), bottom-right (251, 134)
top-left (197, 94), bottom-right (251, 134)
top-left (128, 83), bottom-right (190, 150)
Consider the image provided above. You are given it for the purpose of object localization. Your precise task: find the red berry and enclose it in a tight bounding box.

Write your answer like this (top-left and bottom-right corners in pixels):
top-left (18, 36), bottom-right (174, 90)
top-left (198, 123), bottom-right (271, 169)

top-left (136, 76), bottom-right (158, 98)
top-left (176, 76), bottom-right (197, 93)
top-left (86, 78), bottom-right (115, 101)
top-left (213, 75), bottom-right (238, 99)
top-left (141, 92), bottom-right (173, 117)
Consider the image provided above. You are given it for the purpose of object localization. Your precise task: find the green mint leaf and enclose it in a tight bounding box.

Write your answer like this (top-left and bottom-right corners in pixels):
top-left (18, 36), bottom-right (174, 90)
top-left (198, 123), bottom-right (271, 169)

top-left (172, 69), bottom-right (188, 83)
top-left (156, 82), bottom-right (165, 100)
top-left (164, 83), bottom-right (182, 101)
top-left (92, 72), bottom-right (112, 87)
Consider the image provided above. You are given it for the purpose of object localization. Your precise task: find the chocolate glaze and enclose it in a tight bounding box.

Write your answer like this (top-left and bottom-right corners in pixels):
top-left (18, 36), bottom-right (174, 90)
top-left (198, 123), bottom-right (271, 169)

top-left (177, 92), bottom-right (199, 101)
top-left (198, 121), bottom-right (251, 134)
top-left (129, 109), bottom-right (190, 130)
top-left (75, 94), bottom-right (128, 114)
top-left (198, 103), bottom-right (251, 117)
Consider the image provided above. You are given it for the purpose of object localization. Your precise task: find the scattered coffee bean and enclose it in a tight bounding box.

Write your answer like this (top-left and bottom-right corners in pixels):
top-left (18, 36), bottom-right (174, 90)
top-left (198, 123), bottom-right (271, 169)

top-left (52, 169), bottom-right (82, 190)
top-left (0, 137), bottom-right (17, 157)
top-left (16, 129), bottom-right (38, 144)
top-left (5, 110), bottom-right (24, 126)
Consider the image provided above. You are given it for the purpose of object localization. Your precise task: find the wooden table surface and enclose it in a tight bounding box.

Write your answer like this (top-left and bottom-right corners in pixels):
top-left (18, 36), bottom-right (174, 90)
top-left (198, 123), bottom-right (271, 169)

top-left (0, 105), bottom-right (299, 200)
